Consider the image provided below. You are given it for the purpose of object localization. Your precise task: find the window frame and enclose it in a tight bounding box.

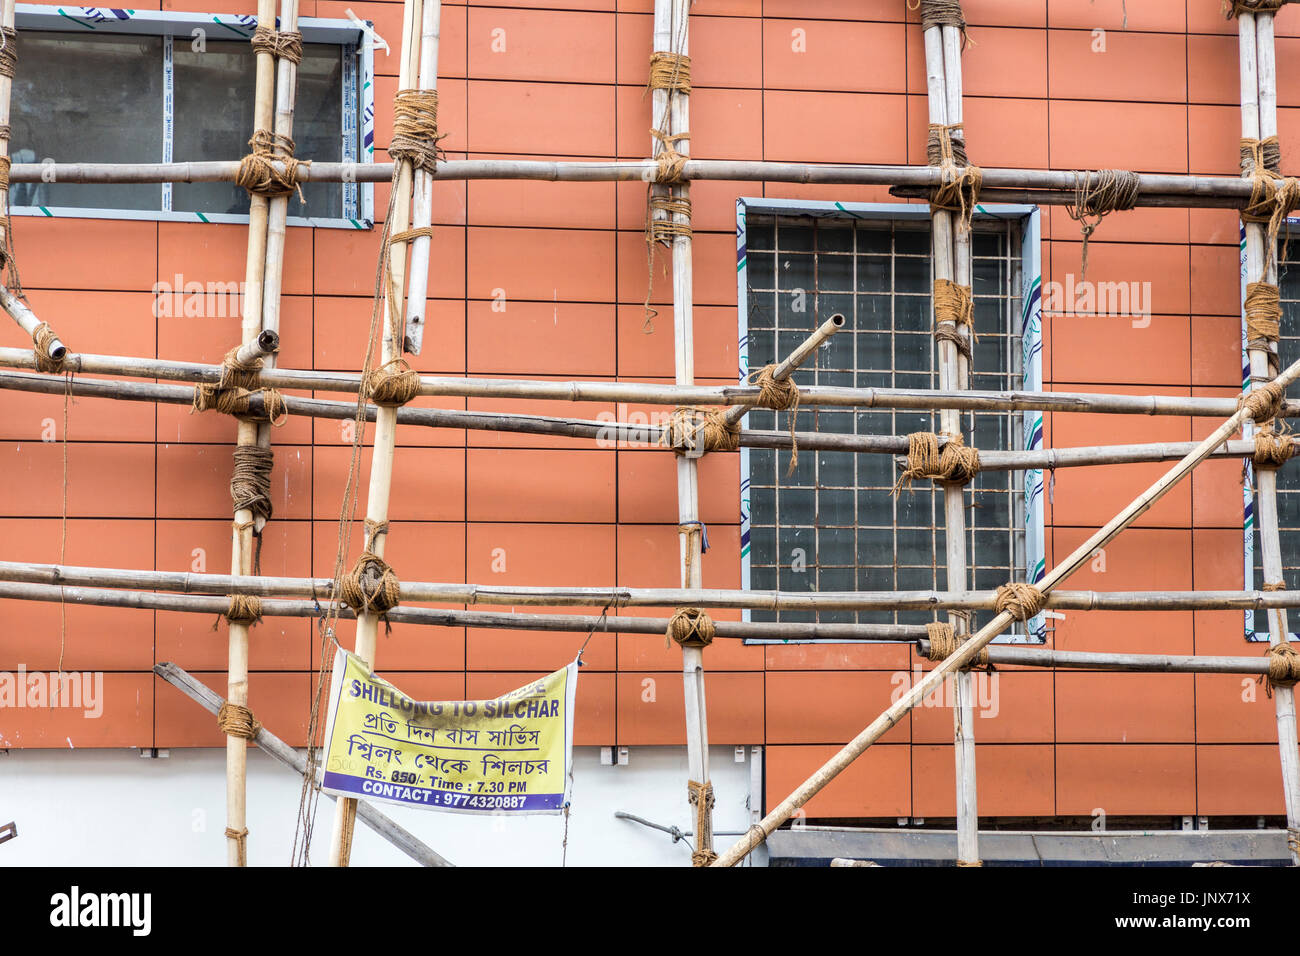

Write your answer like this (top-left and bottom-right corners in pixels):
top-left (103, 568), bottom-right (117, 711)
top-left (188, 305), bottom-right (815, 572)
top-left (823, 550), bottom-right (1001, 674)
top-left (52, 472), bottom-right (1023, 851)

top-left (12, 4), bottom-right (375, 229)
top-left (735, 197), bottom-right (1047, 645)
top-left (1241, 217), bottom-right (1300, 643)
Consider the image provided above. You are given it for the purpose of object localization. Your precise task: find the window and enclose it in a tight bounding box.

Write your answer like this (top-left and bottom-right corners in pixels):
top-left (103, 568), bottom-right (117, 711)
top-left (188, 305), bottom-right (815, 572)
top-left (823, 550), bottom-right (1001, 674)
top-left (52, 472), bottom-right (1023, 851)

top-left (737, 199), bottom-right (1046, 643)
top-left (9, 7), bottom-right (374, 228)
top-left (1244, 226), bottom-right (1300, 641)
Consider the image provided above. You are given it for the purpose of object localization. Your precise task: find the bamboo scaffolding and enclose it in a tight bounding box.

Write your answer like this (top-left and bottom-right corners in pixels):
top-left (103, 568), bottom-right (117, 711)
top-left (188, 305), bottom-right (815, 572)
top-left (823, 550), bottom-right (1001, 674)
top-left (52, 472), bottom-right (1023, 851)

top-left (2, 366), bottom-right (1284, 469)
top-left (13, 557), bottom-right (1300, 613)
top-left (711, 351), bottom-right (1300, 867)
top-left (153, 662), bottom-right (453, 867)
top-left (5, 346), bottom-right (1298, 418)
top-left (327, 0), bottom-right (428, 868)
top-left (651, 0), bottom-right (716, 863)
top-left (3, 159), bottom-right (1285, 204)
top-left (913, 641), bottom-right (1276, 675)
top-left (1239, 8), bottom-right (1300, 866)
top-left (221, 0), bottom-right (279, 868)
top-left (400, 1), bottom-right (440, 355)
top-left (0, 288), bottom-right (64, 361)
top-left (928, 13), bottom-right (980, 868)
top-left (721, 313), bottom-right (843, 427)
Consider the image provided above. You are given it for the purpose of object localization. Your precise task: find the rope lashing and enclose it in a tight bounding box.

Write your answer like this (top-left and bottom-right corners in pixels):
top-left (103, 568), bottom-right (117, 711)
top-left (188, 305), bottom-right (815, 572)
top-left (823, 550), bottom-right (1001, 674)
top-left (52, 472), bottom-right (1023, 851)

top-left (910, 0), bottom-right (973, 46)
top-left (1239, 380), bottom-right (1287, 424)
top-left (994, 582), bottom-right (1046, 622)
top-left (235, 128), bottom-right (308, 202)
top-left (230, 445), bottom-right (275, 526)
top-left (249, 24), bottom-right (303, 64)
top-left (224, 593), bottom-right (264, 627)
top-left (1242, 136), bottom-right (1282, 177)
top-left (933, 279), bottom-right (976, 360)
top-left (647, 51), bottom-right (691, 94)
top-left (1254, 421), bottom-right (1298, 467)
top-left (1245, 281), bottom-right (1282, 351)
top-left (32, 322), bottom-right (65, 373)
top-left (341, 551), bottom-right (402, 615)
top-left (688, 779), bottom-right (718, 867)
top-left (747, 363), bottom-right (802, 474)
top-left (1264, 641), bottom-right (1300, 697)
top-left (679, 520), bottom-right (707, 588)
top-left (217, 701), bottom-right (261, 740)
top-left (646, 194), bottom-right (692, 244)
top-left (390, 89), bottom-right (446, 174)
top-left (659, 406), bottom-right (740, 456)
top-left (1065, 169), bottom-right (1141, 281)
top-left (892, 431), bottom-right (980, 494)
top-left (924, 620), bottom-right (989, 669)
top-left (651, 129), bottom-right (690, 184)
top-left (1239, 141), bottom-right (1300, 273)
top-left (1223, 0), bottom-right (1290, 17)
top-left (666, 607), bottom-right (715, 649)
top-left (926, 124), bottom-right (981, 233)
top-left (363, 358), bottom-right (422, 406)
top-left (0, 27), bottom-right (16, 81)
top-left (192, 383), bottom-right (288, 424)
top-left (225, 826), bottom-right (250, 867)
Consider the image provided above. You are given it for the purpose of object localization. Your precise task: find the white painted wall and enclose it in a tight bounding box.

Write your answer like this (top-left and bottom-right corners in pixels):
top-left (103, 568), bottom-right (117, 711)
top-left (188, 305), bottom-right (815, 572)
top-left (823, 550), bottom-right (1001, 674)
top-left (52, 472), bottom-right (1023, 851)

top-left (0, 745), bottom-right (768, 867)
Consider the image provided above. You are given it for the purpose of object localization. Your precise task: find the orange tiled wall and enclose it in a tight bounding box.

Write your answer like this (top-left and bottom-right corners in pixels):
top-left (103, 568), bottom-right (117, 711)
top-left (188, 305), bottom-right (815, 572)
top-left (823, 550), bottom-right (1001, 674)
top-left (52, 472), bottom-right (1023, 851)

top-left (3, 0), bottom-right (1298, 820)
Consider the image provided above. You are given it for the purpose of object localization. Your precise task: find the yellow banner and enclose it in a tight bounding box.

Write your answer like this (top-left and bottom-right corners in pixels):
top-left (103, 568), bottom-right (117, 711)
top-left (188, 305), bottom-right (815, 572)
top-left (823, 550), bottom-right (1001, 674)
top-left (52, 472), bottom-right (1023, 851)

top-left (320, 649), bottom-right (578, 814)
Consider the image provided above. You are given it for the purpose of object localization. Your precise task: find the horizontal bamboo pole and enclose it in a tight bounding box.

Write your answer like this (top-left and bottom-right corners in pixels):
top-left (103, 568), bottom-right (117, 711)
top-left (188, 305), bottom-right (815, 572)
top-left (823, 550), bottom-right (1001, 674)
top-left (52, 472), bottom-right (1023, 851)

top-left (10, 559), bottom-right (1300, 614)
top-left (0, 579), bottom-right (923, 641)
top-left (889, 185), bottom-right (1247, 210)
top-left (152, 662), bottom-right (453, 867)
top-left (5, 160), bottom-right (1271, 204)
top-left (713, 351), bottom-right (1300, 867)
top-left (0, 367), bottom-right (1277, 469)
top-left (3, 347), bottom-right (1295, 419)
top-left (915, 641), bottom-right (1274, 675)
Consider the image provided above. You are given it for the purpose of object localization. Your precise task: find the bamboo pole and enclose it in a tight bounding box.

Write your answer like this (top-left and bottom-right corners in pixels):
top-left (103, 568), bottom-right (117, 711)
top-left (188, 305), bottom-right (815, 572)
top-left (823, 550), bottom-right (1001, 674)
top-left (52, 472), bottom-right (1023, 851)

top-left (253, 0), bottom-right (301, 465)
top-left (913, 641), bottom-right (1276, 675)
top-left (3, 159), bottom-right (1284, 203)
top-left (0, 288), bottom-right (64, 360)
top-left (401, 3), bottom-right (440, 355)
top-left (222, 0), bottom-right (279, 868)
top-left (1240, 9), bottom-right (1300, 866)
top-left (327, 0), bottom-right (427, 868)
top-left (153, 663), bottom-right (453, 867)
top-left (652, 0), bottom-right (715, 863)
top-left (721, 313), bottom-right (843, 427)
top-left (712, 352), bottom-right (1300, 867)
top-left (14, 557), bottom-right (1300, 613)
top-left (4, 366), bottom-right (1282, 467)
top-left (933, 14), bottom-right (979, 868)
top-left (5, 346), bottom-right (1299, 418)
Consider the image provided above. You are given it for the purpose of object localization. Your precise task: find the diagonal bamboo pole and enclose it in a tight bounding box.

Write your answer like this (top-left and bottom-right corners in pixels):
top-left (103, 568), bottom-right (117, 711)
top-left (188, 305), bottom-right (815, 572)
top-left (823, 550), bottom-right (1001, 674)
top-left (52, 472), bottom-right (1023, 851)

top-left (1239, 8), bottom-right (1300, 866)
top-left (327, 0), bottom-right (429, 867)
top-left (154, 663), bottom-right (453, 866)
top-left (712, 353), bottom-right (1300, 867)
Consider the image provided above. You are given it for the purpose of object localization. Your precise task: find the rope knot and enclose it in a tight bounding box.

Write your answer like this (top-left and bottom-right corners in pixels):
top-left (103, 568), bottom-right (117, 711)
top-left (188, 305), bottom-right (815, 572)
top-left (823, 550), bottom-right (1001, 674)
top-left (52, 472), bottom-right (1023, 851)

top-left (250, 24), bottom-right (303, 63)
top-left (892, 432), bottom-right (980, 493)
top-left (192, 383), bottom-right (288, 425)
top-left (390, 89), bottom-right (446, 174)
top-left (647, 52), bottom-right (691, 95)
top-left (1239, 381), bottom-right (1287, 424)
top-left (924, 620), bottom-right (988, 669)
top-left (32, 322), bottom-right (65, 373)
top-left (230, 445), bottom-right (275, 526)
top-left (1254, 421), bottom-right (1298, 468)
top-left (1224, 0), bottom-right (1290, 18)
top-left (650, 129), bottom-right (690, 184)
top-left (342, 551), bottom-right (402, 615)
top-left (994, 582), bottom-right (1046, 622)
top-left (1245, 281), bottom-right (1282, 352)
top-left (1065, 169), bottom-right (1141, 280)
top-left (224, 593), bottom-right (263, 626)
top-left (217, 701), bottom-right (261, 740)
top-left (235, 128), bottom-right (308, 202)
top-left (666, 607), bottom-right (715, 648)
top-left (926, 124), bottom-right (981, 233)
top-left (1264, 641), bottom-right (1300, 697)
top-left (659, 406), bottom-right (740, 456)
top-left (363, 358), bottom-right (422, 407)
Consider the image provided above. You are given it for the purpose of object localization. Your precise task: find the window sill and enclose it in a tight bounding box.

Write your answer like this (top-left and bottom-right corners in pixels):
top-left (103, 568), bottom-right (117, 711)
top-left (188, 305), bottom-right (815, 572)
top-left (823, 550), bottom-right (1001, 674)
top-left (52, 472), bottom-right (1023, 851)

top-left (12, 206), bottom-right (373, 230)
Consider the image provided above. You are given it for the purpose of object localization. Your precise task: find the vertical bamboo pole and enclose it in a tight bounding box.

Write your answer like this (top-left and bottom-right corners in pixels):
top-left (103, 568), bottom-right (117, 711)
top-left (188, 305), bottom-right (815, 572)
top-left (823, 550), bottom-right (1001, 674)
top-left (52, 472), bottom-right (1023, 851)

top-left (401, 4), bottom-right (441, 356)
top-left (0, 0), bottom-right (15, 284)
top-left (652, 0), bottom-right (713, 862)
top-left (924, 18), bottom-right (979, 866)
top-left (327, 0), bottom-right (426, 867)
top-left (253, 0), bottom-right (301, 464)
top-left (1241, 9), bottom-right (1300, 865)
top-left (223, 0), bottom-right (278, 867)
